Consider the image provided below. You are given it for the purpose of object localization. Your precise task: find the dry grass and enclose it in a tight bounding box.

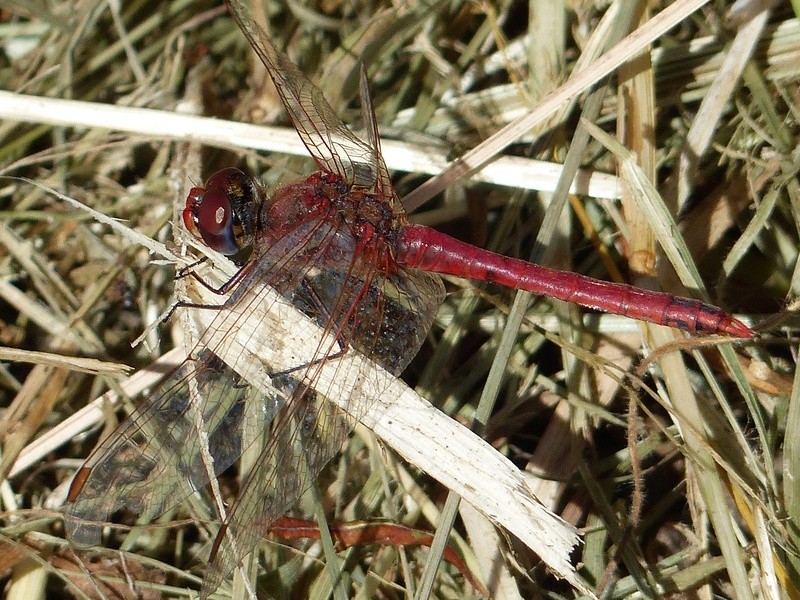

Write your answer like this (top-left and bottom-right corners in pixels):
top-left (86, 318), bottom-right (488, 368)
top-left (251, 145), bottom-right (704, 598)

top-left (0, 0), bottom-right (797, 598)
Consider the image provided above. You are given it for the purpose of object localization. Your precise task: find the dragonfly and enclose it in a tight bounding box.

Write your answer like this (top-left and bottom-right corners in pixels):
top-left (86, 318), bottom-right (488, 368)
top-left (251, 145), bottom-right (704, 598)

top-left (65, 0), bottom-right (754, 596)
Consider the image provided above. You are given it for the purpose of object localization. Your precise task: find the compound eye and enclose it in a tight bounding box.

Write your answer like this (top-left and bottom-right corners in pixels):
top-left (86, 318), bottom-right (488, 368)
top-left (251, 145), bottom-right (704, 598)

top-left (196, 186), bottom-right (232, 237)
top-left (182, 168), bottom-right (253, 256)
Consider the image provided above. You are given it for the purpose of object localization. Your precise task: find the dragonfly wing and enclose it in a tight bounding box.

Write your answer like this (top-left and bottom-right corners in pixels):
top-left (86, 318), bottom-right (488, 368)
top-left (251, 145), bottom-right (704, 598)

top-left (64, 245), bottom-right (313, 542)
top-left (66, 232), bottom-right (444, 589)
top-left (64, 349), bottom-right (282, 544)
top-left (226, 0), bottom-right (393, 197)
top-left (203, 274), bottom-right (444, 595)
top-left (202, 375), bottom-right (354, 596)
top-left (374, 268), bottom-right (445, 374)
top-left (197, 231), bottom-right (443, 591)
top-left (356, 65), bottom-right (397, 209)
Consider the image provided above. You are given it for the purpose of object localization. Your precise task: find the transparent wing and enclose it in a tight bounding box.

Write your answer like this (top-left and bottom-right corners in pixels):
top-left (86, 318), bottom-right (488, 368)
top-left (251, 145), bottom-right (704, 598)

top-left (66, 202), bottom-right (443, 581)
top-left (201, 374), bottom-right (361, 596)
top-left (64, 217), bottom-right (342, 542)
top-left (64, 338), bottom-right (283, 544)
top-left (202, 249), bottom-right (444, 596)
top-left (357, 64), bottom-right (397, 206)
top-left (226, 0), bottom-right (397, 202)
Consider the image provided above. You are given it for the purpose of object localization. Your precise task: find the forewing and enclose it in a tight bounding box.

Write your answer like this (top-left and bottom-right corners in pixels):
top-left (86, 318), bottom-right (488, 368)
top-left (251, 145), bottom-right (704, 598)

top-left (64, 348), bottom-right (280, 544)
top-left (196, 237), bottom-right (372, 592)
top-left (64, 224), bottom-right (332, 542)
top-left (357, 65), bottom-right (398, 214)
top-left (226, 0), bottom-right (394, 198)
top-left (68, 3), bottom-right (446, 578)
top-left (202, 259), bottom-right (443, 594)
top-left (68, 215), bottom-right (443, 593)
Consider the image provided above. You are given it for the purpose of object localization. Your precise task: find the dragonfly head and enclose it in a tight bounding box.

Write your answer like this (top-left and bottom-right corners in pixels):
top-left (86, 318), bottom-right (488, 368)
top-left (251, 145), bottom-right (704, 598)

top-left (183, 168), bottom-right (259, 262)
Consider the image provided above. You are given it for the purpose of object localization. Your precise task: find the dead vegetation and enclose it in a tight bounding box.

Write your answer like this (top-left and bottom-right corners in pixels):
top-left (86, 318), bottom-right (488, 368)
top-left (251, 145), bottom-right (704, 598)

top-left (0, 0), bottom-right (797, 598)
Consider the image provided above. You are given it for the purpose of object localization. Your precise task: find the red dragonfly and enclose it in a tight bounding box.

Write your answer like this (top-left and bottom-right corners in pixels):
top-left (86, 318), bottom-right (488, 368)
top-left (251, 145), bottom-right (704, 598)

top-left (65, 0), bottom-right (753, 596)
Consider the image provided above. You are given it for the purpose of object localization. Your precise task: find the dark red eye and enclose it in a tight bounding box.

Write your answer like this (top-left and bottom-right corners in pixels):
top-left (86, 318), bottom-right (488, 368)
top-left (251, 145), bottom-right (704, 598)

top-left (182, 169), bottom-right (249, 256)
top-left (196, 187), bottom-right (231, 236)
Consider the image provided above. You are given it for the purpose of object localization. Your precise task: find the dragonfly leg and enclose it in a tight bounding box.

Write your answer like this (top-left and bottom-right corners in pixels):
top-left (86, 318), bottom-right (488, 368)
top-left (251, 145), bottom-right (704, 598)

top-left (159, 298), bottom-right (226, 325)
top-left (175, 255), bottom-right (208, 280)
top-left (183, 261), bottom-right (251, 296)
top-left (268, 276), bottom-right (355, 375)
top-left (269, 345), bottom-right (349, 378)
top-left (162, 261), bottom-right (257, 322)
